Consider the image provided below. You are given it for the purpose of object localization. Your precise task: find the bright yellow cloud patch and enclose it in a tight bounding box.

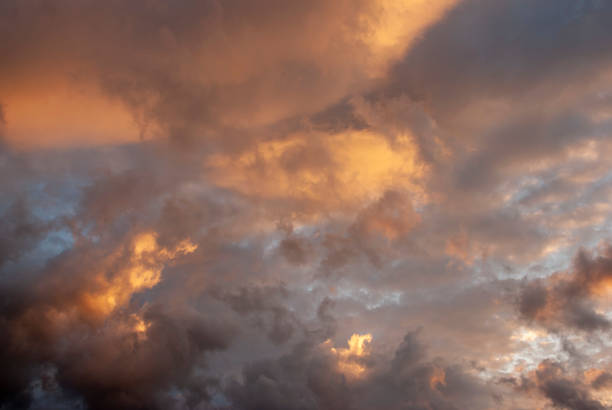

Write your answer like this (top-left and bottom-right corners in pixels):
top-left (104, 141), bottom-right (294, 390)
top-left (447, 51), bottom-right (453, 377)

top-left (325, 333), bottom-right (373, 379)
top-left (206, 131), bottom-right (425, 217)
top-left (359, 0), bottom-right (458, 76)
top-left (82, 232), bottom-right (197, 317)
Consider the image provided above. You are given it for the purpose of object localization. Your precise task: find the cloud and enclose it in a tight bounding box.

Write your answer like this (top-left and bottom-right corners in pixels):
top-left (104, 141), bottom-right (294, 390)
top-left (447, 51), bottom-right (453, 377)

top-left (3, 0), bottom-right (612, 409)
top-left (518, 244), bottom-right (612, 332)
top-left (534, 360), bottom-right (607, 410)
top-left (225, 329), bottom-right (498, 410)
top-left (0, 0), bottom-right (458, 150)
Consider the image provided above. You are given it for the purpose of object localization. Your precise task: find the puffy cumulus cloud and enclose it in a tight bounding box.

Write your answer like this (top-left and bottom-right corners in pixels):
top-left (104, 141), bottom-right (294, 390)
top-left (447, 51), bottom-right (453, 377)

top-left (518, 244), bottom-right (612, 332)
top-left (5, 0), bottom-right (612, 409)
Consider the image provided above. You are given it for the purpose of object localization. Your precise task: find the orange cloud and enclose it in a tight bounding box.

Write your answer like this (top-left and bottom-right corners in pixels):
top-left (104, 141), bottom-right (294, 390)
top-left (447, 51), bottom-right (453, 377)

top-left (206, 130), bottom-right (426, 218)
top-left (0, 0), bottom-right (458, 149)
top-left (2, 76), bottom-right (148, 149)
top-left (81, 232), bottom-right (197, 318)
top-left (325, 333), bottom-right (373, 379)
top-left (429, 366), bottom-right (447, 390)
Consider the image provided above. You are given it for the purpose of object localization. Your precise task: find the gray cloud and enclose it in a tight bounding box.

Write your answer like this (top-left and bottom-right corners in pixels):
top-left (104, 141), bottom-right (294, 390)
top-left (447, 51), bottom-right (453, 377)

top-left (518, 244), bottom-right (612, 332)
top-left (3, 0), bottom-right (612, 409)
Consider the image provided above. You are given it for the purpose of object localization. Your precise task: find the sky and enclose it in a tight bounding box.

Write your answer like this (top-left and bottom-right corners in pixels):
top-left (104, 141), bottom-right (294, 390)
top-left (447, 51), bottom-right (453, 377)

top-left (2, 1), bottom-right (612, 409)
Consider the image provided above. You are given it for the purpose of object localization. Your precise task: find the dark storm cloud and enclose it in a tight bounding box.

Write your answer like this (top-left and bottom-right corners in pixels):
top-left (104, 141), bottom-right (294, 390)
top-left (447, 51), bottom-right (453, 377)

top-left (0, 152), bottom-right (257, 410)
top-left (0, 144), bottom-right (246, 409)
top-left (279, 235), bottom-right (312, 266)
top-left (226, 329), bottom-right (498, 410)
top-left (54, 304), bottom-right (233, 410)
top-left (534, 361), bottom-right (607, 410)
top-left (518, 244), bottom-right (612, 332)
top-left (591, 372), bottom-right (612, 391)
top-left (388, 0), bottom-right (612, 118)
top-left (502, 360), bottom-right (611, 410)
top-left (519, 281), bottom-right (549, 320)
top-left (0, 234), bottom-right (236, 409)
top-left (213, 285), bottom-right (298, 345)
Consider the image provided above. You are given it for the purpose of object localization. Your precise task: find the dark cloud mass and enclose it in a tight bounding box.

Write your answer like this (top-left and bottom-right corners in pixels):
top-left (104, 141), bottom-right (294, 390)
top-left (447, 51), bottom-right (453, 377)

top-left (3, 0), bottom-right (612, 409)
top-left (518, 245), bottom-right (612, 332)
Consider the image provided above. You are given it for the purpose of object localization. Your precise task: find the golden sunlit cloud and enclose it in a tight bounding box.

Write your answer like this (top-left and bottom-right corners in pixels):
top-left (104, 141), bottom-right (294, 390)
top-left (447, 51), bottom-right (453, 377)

top-left (131, 313), bottom-right (152, 341)
top-left (510, 327), bottom-right (546, 343)
top-left (429, 366), bottom-right (447, 390)
top-left (325, 333), bottom-right (373, 379)
top-left (358, 0), bottom-right (458, 77)
top-left (82, 232), bottom-right (197, 317)
top-left (206, 131), bottom-right (425, 217)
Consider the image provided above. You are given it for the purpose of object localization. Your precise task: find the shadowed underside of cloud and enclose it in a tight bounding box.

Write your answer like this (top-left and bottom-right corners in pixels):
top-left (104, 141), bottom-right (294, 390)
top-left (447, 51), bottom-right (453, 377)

top-left (3, 0), bottom-right (612, 409)
top-left (519, 244), bottom-right (612, 332)
top-left (226, 330), bottom-right (497, 410)
top-left (502, 360), bottom-right (609, 410)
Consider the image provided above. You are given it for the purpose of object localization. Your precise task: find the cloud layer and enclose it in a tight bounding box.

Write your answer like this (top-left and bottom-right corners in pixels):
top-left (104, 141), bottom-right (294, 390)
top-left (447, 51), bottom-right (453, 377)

top-left (2, 0), bottom-right (612, 409)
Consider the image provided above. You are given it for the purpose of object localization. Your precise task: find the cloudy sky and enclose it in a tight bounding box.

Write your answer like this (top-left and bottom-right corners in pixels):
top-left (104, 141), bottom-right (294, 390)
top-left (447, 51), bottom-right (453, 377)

top-left (2, 1), bottom-right (612, 409)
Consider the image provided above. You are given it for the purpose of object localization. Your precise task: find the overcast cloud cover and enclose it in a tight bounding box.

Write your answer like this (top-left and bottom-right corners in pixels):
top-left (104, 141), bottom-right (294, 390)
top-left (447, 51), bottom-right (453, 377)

top-left (2, 1), bottom-right (612, 409)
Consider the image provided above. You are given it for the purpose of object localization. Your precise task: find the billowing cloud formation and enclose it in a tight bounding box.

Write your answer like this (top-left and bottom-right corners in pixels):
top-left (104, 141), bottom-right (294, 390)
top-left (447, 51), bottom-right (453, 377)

top-left (0, 0), bottom-right (456, 149)
top-left (3, 0), bottom-right (612, 409)
top-left (226, 329), bottom-right (497, 410)
top-left (502, 360), bottom-right (610, 410)
top-left (519, 244), bottom-right (612, 332)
